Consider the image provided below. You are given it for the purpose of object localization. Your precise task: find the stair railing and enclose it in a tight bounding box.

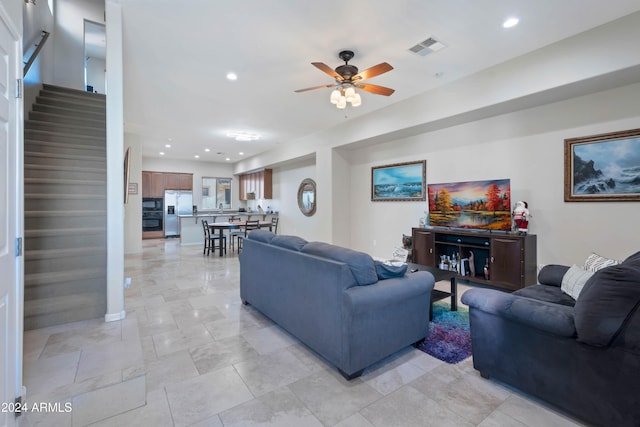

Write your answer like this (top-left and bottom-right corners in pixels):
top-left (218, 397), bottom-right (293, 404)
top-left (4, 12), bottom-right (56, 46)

top-left (23, 30), bottom-right (50, 77)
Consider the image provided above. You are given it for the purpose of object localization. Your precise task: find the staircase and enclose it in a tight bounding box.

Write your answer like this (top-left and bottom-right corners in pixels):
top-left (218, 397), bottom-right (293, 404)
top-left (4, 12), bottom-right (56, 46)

top-left (24, 84), bottom-right (107, 330)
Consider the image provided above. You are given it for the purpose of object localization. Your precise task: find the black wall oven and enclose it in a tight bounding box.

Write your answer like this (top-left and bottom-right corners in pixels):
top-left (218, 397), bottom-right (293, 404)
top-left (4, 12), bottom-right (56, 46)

top-left (142, 198), bottom-right (164, 232)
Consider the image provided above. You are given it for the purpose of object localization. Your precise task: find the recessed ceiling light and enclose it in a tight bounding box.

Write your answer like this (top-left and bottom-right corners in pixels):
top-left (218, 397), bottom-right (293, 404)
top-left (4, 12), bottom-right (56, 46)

top-left (239, 152), bottom-right (244, 156)
top-left (226, 131), bottom-right (260, 141)
top-left (225, 157), bottom-right (231, 161)
top-left (194, 154), bottom-right (200, 159)
top-left (159, 152), bottom-right (165, 155)
top-left (226, 72), bottom-right (238, 81)
top-left (204, 148), bottom-right (210, 152)
top-left (165, 144), bottom-right (171, 148)
top-left (503, 17), bottom-right (519, 28)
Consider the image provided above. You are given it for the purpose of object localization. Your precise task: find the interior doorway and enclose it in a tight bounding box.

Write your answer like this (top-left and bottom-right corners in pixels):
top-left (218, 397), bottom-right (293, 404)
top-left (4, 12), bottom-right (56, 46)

top-left (84, 19), bottom-right (106, 94)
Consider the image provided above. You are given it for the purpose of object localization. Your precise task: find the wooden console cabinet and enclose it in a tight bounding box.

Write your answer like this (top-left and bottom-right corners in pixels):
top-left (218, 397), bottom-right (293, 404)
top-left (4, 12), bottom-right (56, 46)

top-left (412, 227), bottom-right (537, 291)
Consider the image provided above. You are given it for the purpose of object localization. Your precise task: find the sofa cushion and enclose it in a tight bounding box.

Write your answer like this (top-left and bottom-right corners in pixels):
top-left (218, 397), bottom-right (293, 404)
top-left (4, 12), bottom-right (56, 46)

top-left (513, 284), bottom-right (576, 307)
top-left (301, 242), bottom-right (378, 286)
top-left (584, 252), bottom-right (620, 273)
top-left (270, 235), bottom-right (308, 252)
top-left (374, 261), bottom-right (408, 279)
top-left (574, 263), bottom-right (640, 347)
top-left (247, 229), bottom-right (275, 244)
top-left (560, 265), bottom-right (594, 300)
top-left (622, 250), bottom-right (640, 268)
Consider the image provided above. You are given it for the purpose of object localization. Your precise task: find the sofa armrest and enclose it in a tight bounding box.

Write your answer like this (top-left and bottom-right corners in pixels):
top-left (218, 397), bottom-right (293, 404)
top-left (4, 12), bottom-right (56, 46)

top-left (461, 288), bottom-right (576, 337)
top-left (537, 264), bottom-right (570, 287)
top-left (344, 271), bottom-right (434, 313)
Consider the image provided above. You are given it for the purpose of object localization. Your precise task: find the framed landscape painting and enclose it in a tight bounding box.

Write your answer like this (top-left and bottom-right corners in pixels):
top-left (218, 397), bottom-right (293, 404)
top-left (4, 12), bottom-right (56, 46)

top-left (428, 179), bottom-right (512, 231)
top-left (371, 160), bottom-right (426, 202)
top-left (564, 128), bottom-right (640, 202)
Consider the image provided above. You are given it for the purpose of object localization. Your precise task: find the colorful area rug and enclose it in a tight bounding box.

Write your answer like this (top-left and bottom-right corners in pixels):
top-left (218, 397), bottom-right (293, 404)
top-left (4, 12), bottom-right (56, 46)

top-left (416, 302), bottom-right (472, 364)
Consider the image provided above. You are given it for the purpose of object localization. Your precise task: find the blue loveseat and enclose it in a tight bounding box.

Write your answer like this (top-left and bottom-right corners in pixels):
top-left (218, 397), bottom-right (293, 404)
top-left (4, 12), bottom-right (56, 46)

top-left (239, 230), bottom-right (435, 379)
top-left (462, 251), bottom-right (640, 427)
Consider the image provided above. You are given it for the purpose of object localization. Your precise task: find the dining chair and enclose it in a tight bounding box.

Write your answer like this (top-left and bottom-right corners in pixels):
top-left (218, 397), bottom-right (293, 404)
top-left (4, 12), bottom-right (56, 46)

top-left (202, 219), bottom-right (226, 256)
top-left (237, 219), bottom-right (260, 253)
top-left (270, 216), bottom-right (279, 234)
top-left (228, 216), bottom-right (244, 253)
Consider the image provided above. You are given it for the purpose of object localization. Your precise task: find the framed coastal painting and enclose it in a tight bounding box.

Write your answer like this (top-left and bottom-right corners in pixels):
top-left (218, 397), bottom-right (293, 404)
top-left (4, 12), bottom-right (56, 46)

top-left (564, 128), bottom-right (640, 202)
top-left (371, 160), bottom-right (426, 202)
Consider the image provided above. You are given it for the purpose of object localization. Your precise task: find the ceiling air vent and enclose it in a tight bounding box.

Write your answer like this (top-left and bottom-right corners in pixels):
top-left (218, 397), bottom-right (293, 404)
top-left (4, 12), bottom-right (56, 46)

top-left (408, 37), bottom-right (446, 57)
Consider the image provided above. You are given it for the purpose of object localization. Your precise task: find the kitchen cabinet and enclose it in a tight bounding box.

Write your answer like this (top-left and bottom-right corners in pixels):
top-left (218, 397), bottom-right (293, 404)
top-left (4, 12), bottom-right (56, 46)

top-left (142, 171), bottom-right (165, 198)
top-left (239, 169), bottom-right (272, 200)
top-left (164, 173), bottom-right (193, 190)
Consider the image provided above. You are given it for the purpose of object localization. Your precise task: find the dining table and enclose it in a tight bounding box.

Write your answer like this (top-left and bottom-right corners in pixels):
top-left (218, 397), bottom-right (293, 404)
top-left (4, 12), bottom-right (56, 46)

top-left (208, 220), bottom-right (272, 256)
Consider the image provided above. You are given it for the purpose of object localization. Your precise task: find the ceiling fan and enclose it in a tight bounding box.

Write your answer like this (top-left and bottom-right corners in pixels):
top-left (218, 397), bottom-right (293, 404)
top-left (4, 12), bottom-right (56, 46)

top-left (295, 50), bottom-right (394, 108)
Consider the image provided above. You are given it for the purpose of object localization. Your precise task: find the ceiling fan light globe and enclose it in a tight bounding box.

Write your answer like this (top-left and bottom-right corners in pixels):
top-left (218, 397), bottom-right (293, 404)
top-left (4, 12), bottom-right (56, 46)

top-left (330, 89), bottom-right (341, 104)
top-left (344, 86), bottom-right (356, 102)
top-left (351, 93), bottom-right (362, 107)
top-left (336, 96), bottom-right (347, 109)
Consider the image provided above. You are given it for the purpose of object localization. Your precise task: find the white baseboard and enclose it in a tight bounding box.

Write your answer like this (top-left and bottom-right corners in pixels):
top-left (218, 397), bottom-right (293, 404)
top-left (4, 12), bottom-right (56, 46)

top-left (105, 310), bottom-right (126, 322)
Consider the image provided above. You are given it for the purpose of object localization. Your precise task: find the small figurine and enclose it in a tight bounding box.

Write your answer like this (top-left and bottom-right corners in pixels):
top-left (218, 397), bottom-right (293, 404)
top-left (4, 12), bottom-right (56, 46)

top-left (512, 201), bottom-right (530, 234)
top-left (257, 205), bottom-right (264, 215)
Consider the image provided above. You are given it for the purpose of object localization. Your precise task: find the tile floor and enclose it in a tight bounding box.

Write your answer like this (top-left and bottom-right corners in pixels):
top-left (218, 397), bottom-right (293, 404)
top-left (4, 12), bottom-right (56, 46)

top-left (21, 239), bottom-right (587, 426)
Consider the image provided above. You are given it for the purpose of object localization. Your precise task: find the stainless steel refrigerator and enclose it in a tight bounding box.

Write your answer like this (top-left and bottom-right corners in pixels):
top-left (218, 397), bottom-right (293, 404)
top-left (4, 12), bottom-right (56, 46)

top-left (164, 190), bottom-right (193, 237)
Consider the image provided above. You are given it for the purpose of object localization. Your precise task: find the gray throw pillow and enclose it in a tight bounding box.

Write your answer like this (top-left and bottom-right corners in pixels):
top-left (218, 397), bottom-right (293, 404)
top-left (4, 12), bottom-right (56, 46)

top-left (560, 265), bottom-right (594, 300)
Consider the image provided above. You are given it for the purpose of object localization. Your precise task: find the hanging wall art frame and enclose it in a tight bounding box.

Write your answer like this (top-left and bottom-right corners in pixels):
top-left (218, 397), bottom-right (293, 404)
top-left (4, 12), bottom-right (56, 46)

top-left (371, 160), bottom-right (426, 202)
top-left (564, 128), bottom-right (640, 202)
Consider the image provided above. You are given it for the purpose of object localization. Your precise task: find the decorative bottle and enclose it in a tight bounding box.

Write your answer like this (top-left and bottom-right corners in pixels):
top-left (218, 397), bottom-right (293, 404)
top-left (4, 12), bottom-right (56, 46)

top-left (483, 258), bottom-right (490, 280)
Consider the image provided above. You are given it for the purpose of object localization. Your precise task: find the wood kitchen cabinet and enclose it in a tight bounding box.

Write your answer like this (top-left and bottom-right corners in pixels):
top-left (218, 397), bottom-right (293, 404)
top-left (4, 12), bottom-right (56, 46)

top-left (411, 227), bottom-right (537, 291)
top-left (164, 173), bottom-right (193, 190)
top-left (142, 171), bottom-right (192, 198)
top-left (142, 171), bottom-right (165, 198)
top-left (239, 169), bottom-right (272, 200)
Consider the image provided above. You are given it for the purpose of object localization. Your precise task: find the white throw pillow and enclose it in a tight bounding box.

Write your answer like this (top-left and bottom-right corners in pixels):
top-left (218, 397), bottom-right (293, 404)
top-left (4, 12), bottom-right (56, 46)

top-left (584, 252), bottom-right (620, 273)
top-left (561, 264), bottom-right (594, 300)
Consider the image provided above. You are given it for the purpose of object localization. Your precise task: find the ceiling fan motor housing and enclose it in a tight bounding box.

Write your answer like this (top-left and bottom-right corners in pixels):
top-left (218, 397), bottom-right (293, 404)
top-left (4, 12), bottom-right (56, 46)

top-left (336, 50), bottom-right (358, 79)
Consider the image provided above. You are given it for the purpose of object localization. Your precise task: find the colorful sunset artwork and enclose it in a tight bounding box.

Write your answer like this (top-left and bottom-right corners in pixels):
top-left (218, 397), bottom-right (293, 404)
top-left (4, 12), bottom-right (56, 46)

top-left (428, 179), bottom-right (512, 231)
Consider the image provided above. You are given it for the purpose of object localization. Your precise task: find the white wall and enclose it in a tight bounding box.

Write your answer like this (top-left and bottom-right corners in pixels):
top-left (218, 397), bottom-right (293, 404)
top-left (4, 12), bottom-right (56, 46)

top-left (347, 82), bottom-right (640, 266)
top-left (269, 159), bottom-right (320, 240)
top-left (53, 0), bottom-right (104, 90)
top-left (86, 56), bottom-right (105, 93)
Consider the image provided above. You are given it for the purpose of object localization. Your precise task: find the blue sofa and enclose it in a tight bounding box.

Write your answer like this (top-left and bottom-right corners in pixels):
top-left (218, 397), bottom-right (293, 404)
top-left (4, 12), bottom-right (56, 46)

top-left (462, 252), bottom-right (640, 427)
top-left (239, 230), bottom-right (435, 379)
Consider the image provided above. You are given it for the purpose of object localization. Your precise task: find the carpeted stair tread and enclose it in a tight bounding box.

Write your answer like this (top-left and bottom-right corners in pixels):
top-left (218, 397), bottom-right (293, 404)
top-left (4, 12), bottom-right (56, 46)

top-left (25, 120), bottom-right (106, 137)
top-left (43, 83), bottom-right (106, 99)
top-left (29, 111), bottom-right (105, 128)
top-left (35, 95), bottom-right (105, 113)
top-left (25, 246), bottom-right (106, 260)
top-left (24, 140), bottom-right (106, 154)
top-left (24, 226), bottom-right (106, 237)
top-left (24, 151), bottom-right (106, 162)
top-left (24, 193), bottom-right (105, 200)
top-left (25, 267), bottom-right (106, 286)
top-left (24, 128), bottom-right (105, 145)
top-left (32, 103), bottom-right (105, 120)
top-left (24, 177), bottom-right (106, 186)
top-left (24, 292), bottom-right (106, 318)
top-left (25, 164), bottom-right (106, 173)
top-left (25, 210), bottom-right (106, 217)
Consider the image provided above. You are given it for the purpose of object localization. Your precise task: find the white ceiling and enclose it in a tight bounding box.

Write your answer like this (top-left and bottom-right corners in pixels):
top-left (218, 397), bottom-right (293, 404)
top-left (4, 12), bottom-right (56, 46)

top-left (119, 0), bottom-right (640, 164)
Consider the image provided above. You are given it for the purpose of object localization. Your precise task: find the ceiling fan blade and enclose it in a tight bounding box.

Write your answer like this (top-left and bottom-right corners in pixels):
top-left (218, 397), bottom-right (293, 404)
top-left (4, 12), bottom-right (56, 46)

top-left (294, 84), bottom-right (335, 93)
top-left (353, 62), bottom-right (393, 81)
top-left (358, 83), bottom-right (395, 96)
top-left (312, 62), bottom-right (343, 80)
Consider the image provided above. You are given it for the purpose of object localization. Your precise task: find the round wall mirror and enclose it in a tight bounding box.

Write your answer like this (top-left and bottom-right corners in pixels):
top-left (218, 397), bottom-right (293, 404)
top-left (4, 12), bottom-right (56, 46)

top-left (297, 178), bottom-right (316, 217)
